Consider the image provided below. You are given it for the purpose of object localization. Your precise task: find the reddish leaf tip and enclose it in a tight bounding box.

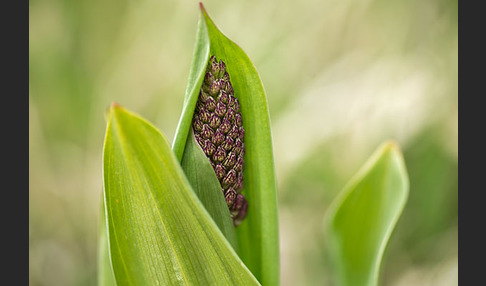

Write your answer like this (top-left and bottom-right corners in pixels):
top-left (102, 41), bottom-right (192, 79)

top-left (111, 102), bottom-right (122, 109)
top-left (106, 102), bottom-right (127, 121)
top-left (199, 2), bottom-right (206, 12)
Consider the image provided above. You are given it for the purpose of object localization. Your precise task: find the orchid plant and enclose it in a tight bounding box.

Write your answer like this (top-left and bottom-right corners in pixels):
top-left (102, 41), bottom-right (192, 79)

top-left (98, 3), bottom-right (409, 286)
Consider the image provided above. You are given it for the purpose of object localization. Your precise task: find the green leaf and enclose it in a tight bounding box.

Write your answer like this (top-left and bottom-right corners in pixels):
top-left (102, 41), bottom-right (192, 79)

top-left (172, 11), bottom-right (210, 160)
top-left (171, 4), bottom-right (279, 285)
top-left (170, 2), bottom-right (240, 251)
top-left (324, 141), bottom-right (409, 286)
top-left (102, 103), bottom-right (260, 285)
top-left (98, 195), bottom-right (116, 286)
top-left (181, 129), bottom-right (238, 250)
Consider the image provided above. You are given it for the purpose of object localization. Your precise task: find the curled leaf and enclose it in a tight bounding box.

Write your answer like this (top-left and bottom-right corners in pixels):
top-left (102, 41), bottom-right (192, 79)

top-left (172, 3), bottom-right (279, 285)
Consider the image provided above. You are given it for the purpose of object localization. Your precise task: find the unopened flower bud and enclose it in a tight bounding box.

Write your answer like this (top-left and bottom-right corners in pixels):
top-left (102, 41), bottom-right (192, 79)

top-left (191, 55), bottom-right (248, 226)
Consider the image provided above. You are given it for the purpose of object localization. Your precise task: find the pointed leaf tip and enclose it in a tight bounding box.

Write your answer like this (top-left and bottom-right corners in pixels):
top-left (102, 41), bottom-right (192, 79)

top-left (382, 139), bottom-right (401, 153)
top-left (106, 102), bottom-right (124, 116)
top-left (105, 102), bottom-right (123, 121)
top-left (199, 2), bottom-right (207, 13)
top-left (111, 101), bottom-right (121, 108)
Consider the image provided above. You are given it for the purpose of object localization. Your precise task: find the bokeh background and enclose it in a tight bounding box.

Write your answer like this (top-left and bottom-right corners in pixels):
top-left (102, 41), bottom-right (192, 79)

top-left (29, 0), bottom-right (457, 285)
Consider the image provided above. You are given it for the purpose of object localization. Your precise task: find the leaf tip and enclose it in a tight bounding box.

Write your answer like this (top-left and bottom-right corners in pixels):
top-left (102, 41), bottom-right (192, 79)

top-left (198, 1), bottom-right (213, 23)
top-left (375, 140), bottom-right (406, 165)
top-left (104, 102), bottom-right (118, 121)
top-left (199, 2), bottom-right (207, 14)
top-left (105, 102), bottom-right (129, 125)
top-left (107, 102), bottom-right (126, 115)
top-left (375, 139), bottom-right (410, 199)
top-left (382, 139), bottom-right (401, 153)
top-left (111, 101), bottom-right (122, 109)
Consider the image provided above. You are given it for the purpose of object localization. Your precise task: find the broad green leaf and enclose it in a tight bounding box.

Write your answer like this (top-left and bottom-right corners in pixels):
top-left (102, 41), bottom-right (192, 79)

top-left (324, 141), bottom-right (409, 286)
top-left (171, 4), bottom-right (279, 285)
top-left (102, 104), bottom-right (260, 285)
top-left (181, 129), bottom-right (238, 250)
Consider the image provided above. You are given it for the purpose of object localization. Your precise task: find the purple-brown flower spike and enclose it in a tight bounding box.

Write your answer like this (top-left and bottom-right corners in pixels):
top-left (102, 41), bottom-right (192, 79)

top-left (192, 55), bottom-right (248, 226)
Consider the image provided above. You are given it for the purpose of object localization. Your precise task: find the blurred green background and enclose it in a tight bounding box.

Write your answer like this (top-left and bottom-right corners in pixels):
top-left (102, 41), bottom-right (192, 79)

top-left (29, 0), bottom-right (457, 285)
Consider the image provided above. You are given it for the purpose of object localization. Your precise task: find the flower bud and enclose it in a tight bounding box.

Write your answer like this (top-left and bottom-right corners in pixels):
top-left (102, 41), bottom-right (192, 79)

top-left (191, 55), bottom-right (248, 226)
